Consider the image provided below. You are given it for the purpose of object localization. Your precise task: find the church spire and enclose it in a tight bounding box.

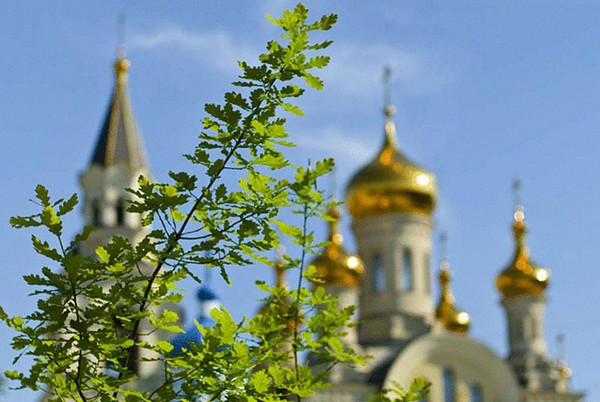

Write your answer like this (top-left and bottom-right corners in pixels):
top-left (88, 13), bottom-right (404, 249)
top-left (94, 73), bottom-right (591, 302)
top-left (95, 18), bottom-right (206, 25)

top-left (89, 31), bottom-right (149, 170)
top-left (435, 233), bottom-right (470, 334)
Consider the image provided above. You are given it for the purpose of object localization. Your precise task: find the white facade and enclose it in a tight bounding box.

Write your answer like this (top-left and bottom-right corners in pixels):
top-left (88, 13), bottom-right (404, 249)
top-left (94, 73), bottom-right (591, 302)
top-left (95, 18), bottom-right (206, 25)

top-left (353, 213), bottom-right (434, 344)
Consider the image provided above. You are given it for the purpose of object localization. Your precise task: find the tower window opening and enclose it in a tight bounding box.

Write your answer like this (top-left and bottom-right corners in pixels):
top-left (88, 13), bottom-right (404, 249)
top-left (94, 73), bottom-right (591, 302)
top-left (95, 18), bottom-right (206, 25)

top-left (403, 248), bottom-right (413, 291)
top-left (92, 199), bottom-right (102, 227)
top-left (443, 367), bottom-right (455, 402)
top-left (373, 253), bottom-right (385, 293)
top-left (116, 198), bottom-right (126, 226)
top-left (470, 383), bottom-right (482, 402)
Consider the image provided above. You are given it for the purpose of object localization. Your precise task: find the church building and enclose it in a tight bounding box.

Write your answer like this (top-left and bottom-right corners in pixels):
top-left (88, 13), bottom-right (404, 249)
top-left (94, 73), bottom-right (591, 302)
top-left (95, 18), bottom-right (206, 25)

top-left (307, 91), bottom-right (583, 402)
top-left (77, 50), bottom-right (584, 401)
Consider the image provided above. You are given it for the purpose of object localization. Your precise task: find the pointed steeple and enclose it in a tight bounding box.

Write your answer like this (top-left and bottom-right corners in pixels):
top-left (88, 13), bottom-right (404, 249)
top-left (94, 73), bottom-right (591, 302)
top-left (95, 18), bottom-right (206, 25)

top-left (435, 233), bottom-right (470, 334)
top-left (90, 48), bottom-right (149, 170)
top-left (258, 250), bottom-right (299, 332)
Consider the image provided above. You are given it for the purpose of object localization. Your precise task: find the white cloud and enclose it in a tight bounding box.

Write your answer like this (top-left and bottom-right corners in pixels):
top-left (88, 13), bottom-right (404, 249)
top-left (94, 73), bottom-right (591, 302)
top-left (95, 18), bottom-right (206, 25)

top-left (322, 43), bottom-right (448, 97)
top-left (295, 126), bottom-right (378, 165)
top-left (131, 25), bottom-right (448, 97)
top-left (130, 26), bottom-right (259, 73)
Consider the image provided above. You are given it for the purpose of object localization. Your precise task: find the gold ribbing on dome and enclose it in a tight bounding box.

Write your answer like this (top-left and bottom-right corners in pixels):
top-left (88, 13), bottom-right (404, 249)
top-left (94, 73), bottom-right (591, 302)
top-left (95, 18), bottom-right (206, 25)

top-left (496, 181), bottom-right (549, 299)
top-left (310, 204), bottom-right (364, 287)
top-left (345, 68), bottom-right (437, 219)
top-left (435, 234), bottom-right (470, 334)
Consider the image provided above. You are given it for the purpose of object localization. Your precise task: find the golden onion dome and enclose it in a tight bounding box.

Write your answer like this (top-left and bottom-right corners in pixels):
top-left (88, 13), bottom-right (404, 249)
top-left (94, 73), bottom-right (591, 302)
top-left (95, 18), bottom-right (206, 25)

top-left (345, 105), bottom-right (438, 219)
top-left (435, 259), bottom-right (470, 335)
top-left (496, 207), bottom-right (550, 299)
top-left (310, 205), bottom-right (364, 287)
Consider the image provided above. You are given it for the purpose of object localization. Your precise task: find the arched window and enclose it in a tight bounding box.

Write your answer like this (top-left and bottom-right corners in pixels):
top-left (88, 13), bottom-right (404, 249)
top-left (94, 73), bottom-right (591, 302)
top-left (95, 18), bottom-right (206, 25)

top-left (403, 248), bottom-right (413, 291)
top-left (92, 199), bottom-right (102, 227)
top-left (116, 198), bottom-right (126, 226)
top-left (443, 368), bottom-right (455, 402)
top-left (373, 253), bottom-right (385, 293)
top-left (470, 384), bottom-right (482, 402)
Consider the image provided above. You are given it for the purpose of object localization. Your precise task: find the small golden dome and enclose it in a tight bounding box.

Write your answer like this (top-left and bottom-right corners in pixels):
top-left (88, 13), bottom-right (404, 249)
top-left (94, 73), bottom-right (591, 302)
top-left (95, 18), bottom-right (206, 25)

top-left (310, 206), bottom-right (364, 287)
top-left (435, 260), bottom-right (470, 335)
top-left (496, 208), bottom-right (550, 299)
top-left (258, 255), bottom-right (299, 331)
top-left (345, 106), bottom-right (437, 219)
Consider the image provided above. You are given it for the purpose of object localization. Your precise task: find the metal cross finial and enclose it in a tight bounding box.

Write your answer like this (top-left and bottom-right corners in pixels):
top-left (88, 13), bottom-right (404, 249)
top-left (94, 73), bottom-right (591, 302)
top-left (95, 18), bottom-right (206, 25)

top-left (203, 250), bottom-right (212, 286)
top-left (512, 179), bottom-right (523, 212)
top-left (557, 333), bottom-right (566, 357)
top-left (383, 66), bottom-right (392, 107)
top-left (329, 165), bottom-right (338, 202)
top-left (439, 232), bottom-right (448, 264)
top-left (117, 14), bottom-right (127, 59)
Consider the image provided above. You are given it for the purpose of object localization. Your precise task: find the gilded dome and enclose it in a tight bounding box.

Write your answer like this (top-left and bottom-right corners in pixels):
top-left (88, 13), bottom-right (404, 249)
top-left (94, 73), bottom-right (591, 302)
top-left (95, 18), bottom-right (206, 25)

top-left (346, 106), bottom-right (437, 219)
top-left (435, 260), bottom-right (470, 335)
top-left (496, 208), bottom-right (550, 299)
top-left (310, 206), bottom-right (364, 287)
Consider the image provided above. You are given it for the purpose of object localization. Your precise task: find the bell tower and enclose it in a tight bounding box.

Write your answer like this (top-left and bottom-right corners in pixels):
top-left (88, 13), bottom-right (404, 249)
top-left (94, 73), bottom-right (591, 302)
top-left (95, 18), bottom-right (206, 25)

top-left (496, 181), bottom-right (574, 394)
top-left (77, 47), bottom-right (164, 386)
top-left (345, 68), bottom-right (438, 345)
top-left (79, 48), bottom-right (152, 258)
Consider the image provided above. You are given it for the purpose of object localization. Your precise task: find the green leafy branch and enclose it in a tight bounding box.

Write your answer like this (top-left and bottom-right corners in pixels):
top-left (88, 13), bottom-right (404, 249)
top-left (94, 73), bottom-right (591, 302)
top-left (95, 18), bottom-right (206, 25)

top-left (1, 3), bottom-right (369, 401)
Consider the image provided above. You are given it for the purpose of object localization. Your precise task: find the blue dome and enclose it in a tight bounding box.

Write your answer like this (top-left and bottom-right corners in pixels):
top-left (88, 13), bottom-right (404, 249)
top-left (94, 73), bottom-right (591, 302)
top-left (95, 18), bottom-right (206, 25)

top-left (196, 286), bottom-right (218, 302)
top-left (171, 285), bottom-right (221, 356)
top-left (171, 315), bottom-right (216, 355)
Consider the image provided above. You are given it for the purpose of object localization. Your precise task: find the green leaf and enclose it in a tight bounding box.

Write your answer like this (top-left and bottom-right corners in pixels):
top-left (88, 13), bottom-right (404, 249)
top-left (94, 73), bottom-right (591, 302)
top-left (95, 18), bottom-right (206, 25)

top-left (207, 159), bottom-right (225, 177)
top-left (107, 263), bottom-right (128, 273)
top-left (34, 184), bottom-right (50, 206)
top-left (280, 102), bottom-right (304, 116)
top-left (41, 206), bottom-right (62, 236)
top-left (225, 91), bottom-right (250, 110)
top-left (32, 236), bottom-right (62, 261)
top-left (96, 246), bottom-right (110, 263)
top-left (251, 370), bottom-right (272, 394)
top-left (156, 340), bottom-right (174, 354)
top-left (57, 194), bottom-right (78, 216)
top-left (303, 73), bottom-right (324, 90)
top-left (251, 120), bottom-right (266, 136)
top-left (9, 215), bottom-right (41, 229)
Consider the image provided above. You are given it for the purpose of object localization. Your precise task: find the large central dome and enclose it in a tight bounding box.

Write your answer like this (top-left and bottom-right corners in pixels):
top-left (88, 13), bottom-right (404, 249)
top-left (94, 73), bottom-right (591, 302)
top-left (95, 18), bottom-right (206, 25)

top-left (346, 106), bottom-right (437, 219)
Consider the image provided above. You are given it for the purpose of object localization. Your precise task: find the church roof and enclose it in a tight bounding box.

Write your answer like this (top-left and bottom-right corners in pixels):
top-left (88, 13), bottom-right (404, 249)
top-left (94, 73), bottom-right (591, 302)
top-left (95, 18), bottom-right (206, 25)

top-left (90, 55), bottom-right (149, 170)
top-left (170, 285), bottom-right (220, 356)
top-left (345, 104), bottom-right (438, 219)
top-left (496, 205), bottom-right (549, 299)
top-left (309, 205), bottom-right (363, 287)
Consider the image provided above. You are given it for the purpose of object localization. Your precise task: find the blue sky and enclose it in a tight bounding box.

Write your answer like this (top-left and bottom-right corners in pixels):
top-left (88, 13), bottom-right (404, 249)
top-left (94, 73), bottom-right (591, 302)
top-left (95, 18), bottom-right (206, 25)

top-left (1, 1), bottom-right (599, 400)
